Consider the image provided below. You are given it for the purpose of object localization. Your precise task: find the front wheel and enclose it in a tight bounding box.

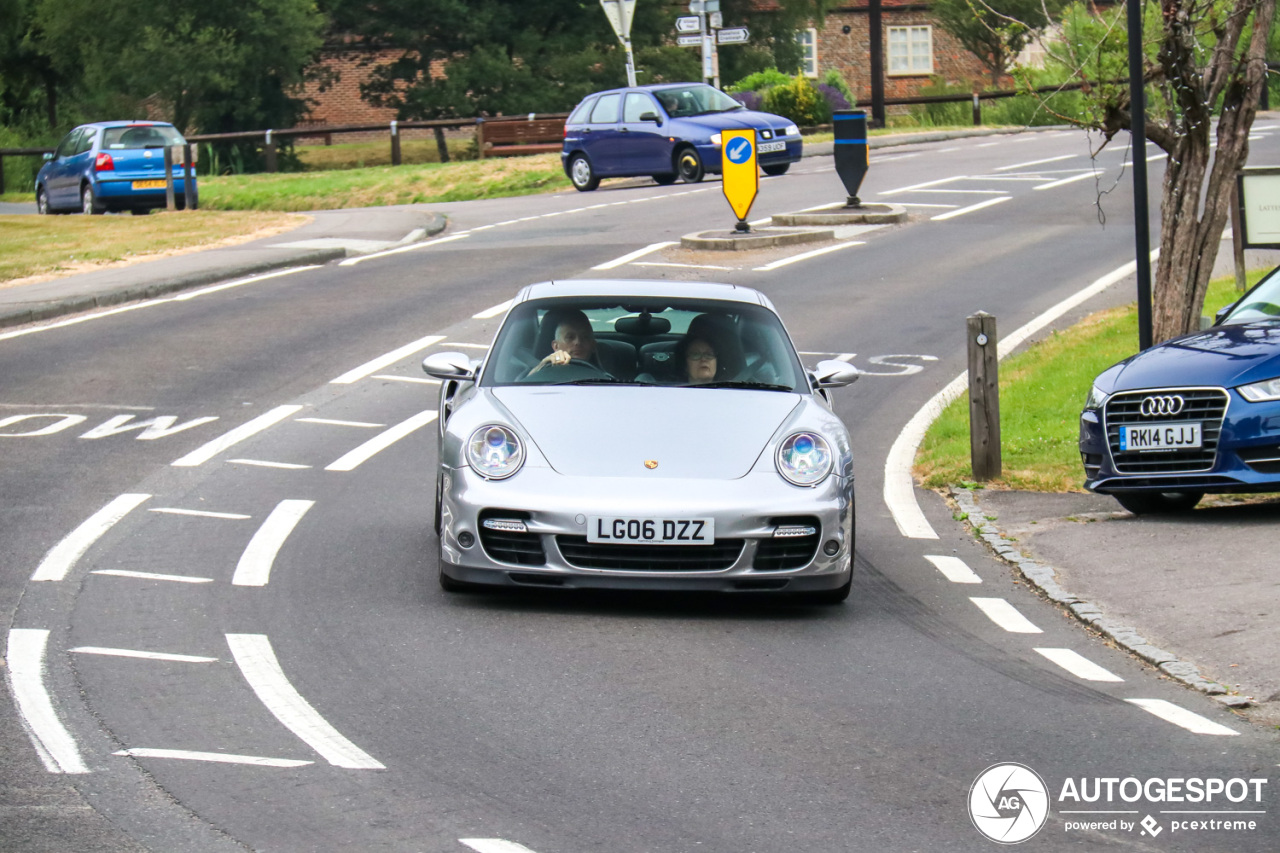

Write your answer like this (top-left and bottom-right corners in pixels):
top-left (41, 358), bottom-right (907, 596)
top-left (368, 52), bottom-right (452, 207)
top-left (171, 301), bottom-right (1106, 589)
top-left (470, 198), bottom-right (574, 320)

top-left (675, 148), bottom-right (704, 183)
top-left (569, 154), bottom-right (599, 192)
top-left (762, 163), bottom-right (791, 177)
top-left (1113, 491), bottom-right (1204, 515)
top-left (81, 184), bottom-right (103, 215)
top-left (36, 187), bottom-right (51, 215)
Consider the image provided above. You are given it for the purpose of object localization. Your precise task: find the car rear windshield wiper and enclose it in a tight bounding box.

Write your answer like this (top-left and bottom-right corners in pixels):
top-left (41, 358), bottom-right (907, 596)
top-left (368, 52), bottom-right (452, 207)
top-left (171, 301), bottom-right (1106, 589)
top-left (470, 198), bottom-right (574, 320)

top-left (695, 380), bottom-right (793, 391)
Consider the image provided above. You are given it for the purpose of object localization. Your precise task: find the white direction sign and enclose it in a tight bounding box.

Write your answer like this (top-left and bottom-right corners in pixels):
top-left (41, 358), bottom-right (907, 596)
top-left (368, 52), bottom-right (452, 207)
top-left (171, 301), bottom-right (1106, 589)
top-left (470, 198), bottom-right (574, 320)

top-left (716, 26), bottom-right (749, 45)
top-left (676, 15), bottom-right (701, 33)
top-left (677, 34), bottom-right (703, 46)
top-left (599, 0), bottom-right (637, 40)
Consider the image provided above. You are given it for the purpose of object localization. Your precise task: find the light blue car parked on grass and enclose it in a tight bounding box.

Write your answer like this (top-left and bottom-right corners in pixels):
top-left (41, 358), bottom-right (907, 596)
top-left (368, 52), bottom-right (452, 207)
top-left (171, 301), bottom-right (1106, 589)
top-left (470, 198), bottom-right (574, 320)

top-left (36, 120), bottom-right (197, 215)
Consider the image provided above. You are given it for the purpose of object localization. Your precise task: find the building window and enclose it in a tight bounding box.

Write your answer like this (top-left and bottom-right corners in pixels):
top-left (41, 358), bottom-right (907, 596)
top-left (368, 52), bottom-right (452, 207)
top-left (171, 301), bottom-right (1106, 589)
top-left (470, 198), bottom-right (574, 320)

top-left (888, 26), bottom-right (932, 75)
top-left (796, 28), bottom-right (818, 77)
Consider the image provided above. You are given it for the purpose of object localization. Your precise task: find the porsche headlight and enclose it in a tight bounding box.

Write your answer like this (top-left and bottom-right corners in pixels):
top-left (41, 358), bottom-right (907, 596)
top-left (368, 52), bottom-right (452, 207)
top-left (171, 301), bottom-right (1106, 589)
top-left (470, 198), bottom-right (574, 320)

top-left (467, 425), bottom-right (524, 480)
top-left (710, 132), bottom-right (722, 146)
top-left (1238, 377), bottom-right (1280, 402)
top-left (784, 123), bottom-right (800, 137)
top-left (776, 431), bottom-right (833, 487)
top-left (1084, 384), bottom-right (1108, 410)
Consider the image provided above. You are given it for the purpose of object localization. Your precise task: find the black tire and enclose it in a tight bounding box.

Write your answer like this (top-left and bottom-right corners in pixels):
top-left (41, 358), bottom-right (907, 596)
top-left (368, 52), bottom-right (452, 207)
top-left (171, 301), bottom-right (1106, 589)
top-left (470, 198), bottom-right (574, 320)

top-left (1113, 491), bottom-right (1204, 515)
top-left (762, 163), bottom-right (791, 177)
top-left (36, 187), bottom-right (51, 215)
top-left (81, 184), bottom-right (103, 215)
top-left (652, 173), bottom-right (678, 185)
top-left (569, 154), bottom-right (599, 192)
top-left (433, 473), bottom-right (444, 536)
top-left (675, 147), bottom-right (704, 183)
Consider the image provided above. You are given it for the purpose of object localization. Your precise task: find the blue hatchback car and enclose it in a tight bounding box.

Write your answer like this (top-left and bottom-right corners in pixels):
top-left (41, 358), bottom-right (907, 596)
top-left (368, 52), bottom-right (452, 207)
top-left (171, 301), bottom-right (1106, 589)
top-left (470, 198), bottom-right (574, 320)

top-left (1080, 266), bottom-right (1280, 513)
top-left (36, 120), bottom-right (197, 215)
top-left (561, 83), bottom-right (802, 191)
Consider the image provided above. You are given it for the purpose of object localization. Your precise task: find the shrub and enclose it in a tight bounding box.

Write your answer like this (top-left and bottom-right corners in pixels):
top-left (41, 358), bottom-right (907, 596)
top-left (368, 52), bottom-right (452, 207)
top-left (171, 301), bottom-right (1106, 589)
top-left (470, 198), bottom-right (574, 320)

top-left (816, 83), bottom-right (851, 112)
top-left (762, 76), bottom-right (832, 126)
top-left (730, 90), bottom-right (764, 111)
top-left (821, 70), bottom-right (857, 106)
top-left (726, 68), bottom-right (793, 94)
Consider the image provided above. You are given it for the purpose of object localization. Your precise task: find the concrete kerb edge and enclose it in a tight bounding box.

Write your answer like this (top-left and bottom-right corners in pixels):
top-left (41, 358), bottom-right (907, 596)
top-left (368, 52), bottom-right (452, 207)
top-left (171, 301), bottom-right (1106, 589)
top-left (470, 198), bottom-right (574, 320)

top-left (948, 487), bottom-right (1246, 705)
top-left (0, 211), bottom-right (449, 331)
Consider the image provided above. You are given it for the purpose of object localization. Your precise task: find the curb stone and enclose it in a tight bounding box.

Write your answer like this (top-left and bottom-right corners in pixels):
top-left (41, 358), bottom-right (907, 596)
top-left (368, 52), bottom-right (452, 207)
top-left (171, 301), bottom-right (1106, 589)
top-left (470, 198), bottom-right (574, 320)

top-left (949, 486), bottom-right (1242, 703)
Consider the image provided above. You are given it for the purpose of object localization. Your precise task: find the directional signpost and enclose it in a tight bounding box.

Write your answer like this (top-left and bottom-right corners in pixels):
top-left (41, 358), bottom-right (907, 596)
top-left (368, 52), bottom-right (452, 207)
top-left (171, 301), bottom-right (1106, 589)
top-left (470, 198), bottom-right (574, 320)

top-left (678, 0), bottom-right (748, 88)
top-left (716, 27), bottom-right (749, 45)
top-left (599, 0), bottom-right (638, 87)
top-left (721, 129), bottom-right (759, 232)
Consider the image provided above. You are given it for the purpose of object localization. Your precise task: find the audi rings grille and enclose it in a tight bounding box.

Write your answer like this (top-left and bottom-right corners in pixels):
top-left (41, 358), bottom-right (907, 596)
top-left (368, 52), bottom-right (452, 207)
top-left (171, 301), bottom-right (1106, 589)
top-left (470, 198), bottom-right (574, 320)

top-left (1103, 388), bottom-right (1228, 474)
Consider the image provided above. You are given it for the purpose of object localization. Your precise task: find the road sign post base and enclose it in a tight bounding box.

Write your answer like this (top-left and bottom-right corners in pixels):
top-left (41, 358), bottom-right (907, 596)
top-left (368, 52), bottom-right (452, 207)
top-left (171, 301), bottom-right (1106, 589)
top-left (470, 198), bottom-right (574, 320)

top-left (845, 196), bottom-right (862, 208)
top-left (734, 220), bottom-right (751, 233)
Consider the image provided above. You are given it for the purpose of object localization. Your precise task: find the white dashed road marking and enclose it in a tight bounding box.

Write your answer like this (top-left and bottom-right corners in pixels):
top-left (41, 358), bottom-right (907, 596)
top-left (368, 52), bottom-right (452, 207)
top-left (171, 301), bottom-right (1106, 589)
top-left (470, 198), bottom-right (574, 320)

top-left (92, 570), bottom-right (213, 584)
top-left (233, 500), bottom-right (315, 587)
top-left (591, 241), bottom-right (679, 270)
top-left (461, 840), bottom-right (542, 853)
top-left (71, 647), bottom-right (218, 663)
top-left (970, 597), bottom-right (1043, 633)
top-left (149, 507), bottom-right (251, 520)
top-left (925, 555), bottom-right (982, 583)
top-left (6, 629), bottom-right (88, 774)
top-left (330, 334), bottom-right (446, 384)
top-left (1126, 699), bottom-right (1239, 736)
top-left (753, 241), bottom-right (865, 272)
top-left (229, 459), bottom-right (311, 470)
top-left (326, 409), bottom-right (438, 472)
top-left (1034, 648), bottom-right (1124, 682)
top-left (931, 197), bottom-right (1012, 221)
top-left (993, 154), bottom-right (1076, 171)
top-left (172, 405), bottom-right (304, 467)
top-left (114, 748), bottom-right (312, 768)
top-left (32, 493), bottom-right (150, 582)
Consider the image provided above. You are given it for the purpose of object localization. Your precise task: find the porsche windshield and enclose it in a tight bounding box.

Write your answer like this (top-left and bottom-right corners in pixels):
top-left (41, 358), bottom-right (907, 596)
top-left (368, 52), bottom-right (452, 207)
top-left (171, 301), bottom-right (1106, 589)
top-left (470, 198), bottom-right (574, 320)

top-left (483, 298), bottom-right (807, 390)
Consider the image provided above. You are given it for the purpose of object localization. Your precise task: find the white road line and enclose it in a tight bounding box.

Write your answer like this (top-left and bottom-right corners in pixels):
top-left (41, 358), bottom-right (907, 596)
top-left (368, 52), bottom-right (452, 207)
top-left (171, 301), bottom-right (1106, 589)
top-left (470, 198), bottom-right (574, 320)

top-left (993, 154), bottom-right (1076, 171)
top-left (884, 256), bottom-right (1151, 538)
top-left (879, 175), bottom-right (969, 195)
top-left (171, 405), bottom-right (304, 467)
top-left (149, 507), bottom-right (251, 520)
top-left (330, 334), bottom-right (446, 384)
top-left (295, 418), bottom-right (385, 428)
top-left (325, 409), bottom-right (438, 472)
top-left (71, 647), bottom-right (217, 663)
top-left (460, 840), bottom-right (542, 853)
top-left (372, 374), bottom-right (441, 385)
top-left (440, 342), bottom-right (489, 349)
top-left (172, 266), bottom-right (319, 301)
top-left (897, 202), bottom-right (959, 208)
top-left (32, 493), bottom-right (150, 582)
top-left (925, 555), bottom-right (982, 583)
top-left (753, 241), bottom-right (865, 272)
top-left (6, 629), bottom-right (89, 774)
top-left (474, 300), bottom-right (512, 319)
top-left (931, 197), bottom-right (1012, 221)
top-left (969, 597), bottom-right (1043, 633)
top-left (1126, 699), bottom-right (1239, 736)
top-left (91, 570), bottom-right (213, 584)
top-left (591, 241), bottom-right (679, 270)
top-left (634, 262), bottom-right (736, 271)
top-left (1034, 648), bottom-right (1123, 682)
top-left (233, 500), bottom-right (315, 587)
top-left (1034, 172), bottom-right (1097, 190)
top-left (228, 459), bottom-right (312, 470)
top-left (337, 233), bottom-right (469, 267)
top-left (226, 634), bottom-right (385, 769)
top-left (114, 748), bottom-right (312, 768)
top-left (914, 189), bottom-right (1008, 195)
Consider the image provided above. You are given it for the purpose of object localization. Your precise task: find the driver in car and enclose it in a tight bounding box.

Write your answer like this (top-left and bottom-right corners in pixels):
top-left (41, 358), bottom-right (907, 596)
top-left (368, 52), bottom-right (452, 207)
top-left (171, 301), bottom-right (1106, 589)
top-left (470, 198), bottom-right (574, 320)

top-left (527, 310), bottom-right (599, 375)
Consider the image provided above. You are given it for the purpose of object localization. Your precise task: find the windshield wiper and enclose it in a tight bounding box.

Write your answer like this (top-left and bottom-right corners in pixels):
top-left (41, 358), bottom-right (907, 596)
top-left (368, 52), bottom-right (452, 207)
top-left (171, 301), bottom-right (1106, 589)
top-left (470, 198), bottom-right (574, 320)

top-left (551, 377), bottom-right (633, 386)
top-left (696, 380), bottom-right (792, 391)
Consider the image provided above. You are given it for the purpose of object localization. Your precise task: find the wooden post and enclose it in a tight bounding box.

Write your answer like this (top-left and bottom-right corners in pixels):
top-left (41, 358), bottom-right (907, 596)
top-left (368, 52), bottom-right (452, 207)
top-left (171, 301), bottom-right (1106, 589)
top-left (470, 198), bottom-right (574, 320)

top-left (1231, 179), bottom-right (1247, 291)
top-left (164, 145), bottom-right (176, 211)
top-left (967, 311), bottom-right (1001, 481)
top-left (434, 126), bottom-right (450, 163)
top-left (264, 129), bottom-right (278, 173)
top-left (390, 121), bottom-right (401, 166)
top-left (182, 144), bottom-right (196, 210)
top-left (476, 118), bottom-right (487, 159)
top-left (972, 92), bottom-right (981, 126)
top-left (0, 155), bottom-right (5, 196)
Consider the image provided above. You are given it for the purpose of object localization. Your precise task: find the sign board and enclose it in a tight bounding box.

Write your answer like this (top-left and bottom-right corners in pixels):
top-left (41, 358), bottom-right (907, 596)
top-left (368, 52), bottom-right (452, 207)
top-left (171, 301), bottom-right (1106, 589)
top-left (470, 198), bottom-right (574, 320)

top-left (1238, 167), bottom-right (1280, 248)
top-left (709, 11), bottom-right (723, 28)
top-left (716, 27), bottom-right (749, 45)
top-left (599, 0), bottom-right (637, 40)
top-left (688, 0), bottom-right (719, 12)
top-left (833, 110), bottom-right (868, 204)
top-left (676, 15), bottom-right (701, 33)
top-left (721, 129), bottom-right (759, 223)
top-left (677, 34), bottom-right (702, 46)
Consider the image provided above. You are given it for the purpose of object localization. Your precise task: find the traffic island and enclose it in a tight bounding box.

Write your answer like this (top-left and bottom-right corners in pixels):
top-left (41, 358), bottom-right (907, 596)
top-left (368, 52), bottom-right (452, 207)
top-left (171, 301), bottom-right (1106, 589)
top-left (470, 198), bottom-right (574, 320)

top-left (770, 202), bottom-right (907, 227)
top-left (680, 227), bottom-right (835, 251)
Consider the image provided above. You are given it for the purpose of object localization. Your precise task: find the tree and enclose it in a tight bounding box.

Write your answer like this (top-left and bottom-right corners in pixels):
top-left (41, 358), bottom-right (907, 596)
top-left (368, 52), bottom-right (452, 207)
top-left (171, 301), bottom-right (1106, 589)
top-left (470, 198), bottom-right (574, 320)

top-left (932, 0), bottom-right (1068, 85)
top-left (1039, 0), bottom-right (1275, 342)
top-left (34, 0), bottom-right (325, 133)
top-left (0, 0), bottom-right (68, 131)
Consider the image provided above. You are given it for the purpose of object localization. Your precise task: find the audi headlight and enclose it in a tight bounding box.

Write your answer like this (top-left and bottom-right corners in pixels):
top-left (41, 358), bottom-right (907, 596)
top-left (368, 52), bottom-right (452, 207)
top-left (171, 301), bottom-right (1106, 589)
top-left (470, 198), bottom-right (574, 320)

top-left (1084, 384), bottom-right (1108, 409)
top-left (784, 123), bottom-right (800, 137)
top-left (466, 425), bottom-right (524, 480)
top-left (1238, 377), bottom-right (1280, 402)
top-left (776, 431), bottom-right (833, 487)
top-left (710, 132), bottom-right (722, 146)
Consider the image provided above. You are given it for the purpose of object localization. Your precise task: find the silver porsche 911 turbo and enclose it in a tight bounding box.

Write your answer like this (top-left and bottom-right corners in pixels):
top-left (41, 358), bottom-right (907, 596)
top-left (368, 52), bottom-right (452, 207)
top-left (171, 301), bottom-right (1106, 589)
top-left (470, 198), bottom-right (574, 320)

top-left (423, 279), bottom-right (859, 603)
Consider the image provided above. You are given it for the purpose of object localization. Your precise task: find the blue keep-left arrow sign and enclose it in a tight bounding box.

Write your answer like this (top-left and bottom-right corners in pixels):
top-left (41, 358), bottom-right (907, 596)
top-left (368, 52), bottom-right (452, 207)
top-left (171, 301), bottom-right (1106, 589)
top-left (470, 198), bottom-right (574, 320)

top-left (726, 137), bottom-right (753, 165)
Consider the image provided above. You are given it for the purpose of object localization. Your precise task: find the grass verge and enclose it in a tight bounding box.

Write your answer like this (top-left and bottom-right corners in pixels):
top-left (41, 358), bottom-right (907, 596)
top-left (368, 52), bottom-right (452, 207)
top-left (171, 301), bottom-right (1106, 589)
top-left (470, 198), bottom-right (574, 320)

top-left (0, 210), bottom-right (307, 285)
top-left (914, 269), bottom-right (1268, 492)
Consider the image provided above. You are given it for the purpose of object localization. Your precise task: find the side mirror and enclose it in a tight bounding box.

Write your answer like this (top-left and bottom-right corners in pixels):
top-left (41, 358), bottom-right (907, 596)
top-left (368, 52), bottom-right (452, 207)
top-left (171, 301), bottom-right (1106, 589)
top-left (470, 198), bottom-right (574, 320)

top-left (1213, 303), bottom-right (1235, 326)
top-left (43, 152), bottom-right (54, 161)
top-left (811, 359), bottom-right (860, 389)
top-left (423, 351), bottom-right (476, 381)
top-left (639, 112), bottom-right (662, 125)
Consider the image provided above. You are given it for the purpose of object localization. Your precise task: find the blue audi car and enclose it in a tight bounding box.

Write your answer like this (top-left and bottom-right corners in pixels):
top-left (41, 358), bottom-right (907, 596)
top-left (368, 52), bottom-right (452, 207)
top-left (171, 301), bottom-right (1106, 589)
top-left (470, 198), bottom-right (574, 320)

top-left (561, 83), bottom-right (802, 191)
top-left (1080, 266), bottom-right (1280, 513)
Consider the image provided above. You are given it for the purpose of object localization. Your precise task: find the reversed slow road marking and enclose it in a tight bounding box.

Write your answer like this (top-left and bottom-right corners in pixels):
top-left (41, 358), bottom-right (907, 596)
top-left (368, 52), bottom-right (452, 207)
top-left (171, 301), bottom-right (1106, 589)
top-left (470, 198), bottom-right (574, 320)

top-left (32, 493), bottom-right (150, 582)
top-left (92, 570), bottom-right (213, 584)
top-left (925, 555), bottom-right (982, 583)
top-left (330, 334), bottom-right (446, 384)
top-left (114, 748), bottom-right (311, 768)
top-left (591, 241), bottom-right (679, 270)
top-left (71, 647), bottom-right (217, 663)
top-left (6, 629), bottom-right (88, 774)
top-left (326, 409), bottom-right (438, 472)
top-left (171, 405), bottom-right (304, 467)
top-left (1034, 648), bottom-right (1123, 682)
top-left (227, 634), bottom-right (385, 769)
top-left (233, 500), bottom-right (315, 587)
top-left (970, 597), bottom-right (1043, 633)
top-left (1126, 699), bottom-right (1239, 736)
top-left (931, 197), bottom-right (1011, 221)
top-left (461, 840), bottom-right (542, 853)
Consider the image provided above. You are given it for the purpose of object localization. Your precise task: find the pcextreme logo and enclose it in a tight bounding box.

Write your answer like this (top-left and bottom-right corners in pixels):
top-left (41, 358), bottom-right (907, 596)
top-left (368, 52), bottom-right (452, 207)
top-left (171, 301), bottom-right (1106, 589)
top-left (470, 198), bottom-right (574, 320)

top-left (969, 763), bottom-right (1051, 844)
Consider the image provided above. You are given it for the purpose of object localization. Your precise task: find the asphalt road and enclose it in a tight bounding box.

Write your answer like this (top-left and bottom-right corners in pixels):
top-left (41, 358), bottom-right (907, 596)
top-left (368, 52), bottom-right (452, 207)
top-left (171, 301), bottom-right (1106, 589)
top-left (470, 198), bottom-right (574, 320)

top-left (3, 129), bottom-right (1278, 852)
